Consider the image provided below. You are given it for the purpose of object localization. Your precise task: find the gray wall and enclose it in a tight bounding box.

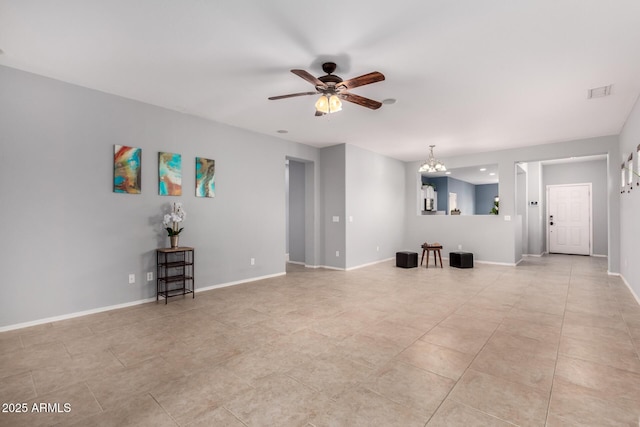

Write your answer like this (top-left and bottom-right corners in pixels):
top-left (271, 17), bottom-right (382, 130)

top-left (288, 160), bottom-right (306, 263)
top-left (619, 93), bottom-right (640, 300)
top-left (345, 144), bottom-right (405, 269)
top-left (448, 177), bottom-right (475, 215)
top-left (320, 144), bottom-right (346, 269)
top-left (515, 165), bottom-right (529, 254)
top-left (475, 183), bottom-right (499, 215)
top-left (527, 162), bottom-right (544, 255)
top-left (543, 159), bottom-right (608, 256)
top-left (285, 162), bottom-right (289, 255)
top-left (0, 65), bottom-right (322, 327)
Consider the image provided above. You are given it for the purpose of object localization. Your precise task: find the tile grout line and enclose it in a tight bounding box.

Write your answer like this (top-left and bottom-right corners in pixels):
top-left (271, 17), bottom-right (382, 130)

top-left (292, 269), bottom-right (504, 426)
top-left (221, 406), bottom-right (249, 427)
top-left (86, 380), bottom-right (105, 413)
top-left (542, 258), bottom-right (576, 427)
top-left (419, 270), bottom-right (519, 426)
top-left (148, 391), bottom-right (180, 426)
top-left (613, 280), bottom-right (640, 362)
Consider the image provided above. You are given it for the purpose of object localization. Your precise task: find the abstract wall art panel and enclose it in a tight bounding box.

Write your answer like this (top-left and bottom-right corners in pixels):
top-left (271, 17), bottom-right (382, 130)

top-left (113, 145), bottom-right (141, 194)
top-left (158, 152), bottom-right (182, 196)
top-left (195, 157), bottom-right (215, 197)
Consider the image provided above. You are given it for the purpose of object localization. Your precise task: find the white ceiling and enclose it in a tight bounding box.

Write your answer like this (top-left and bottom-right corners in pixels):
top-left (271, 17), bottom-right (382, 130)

top-left (1, 1), bottom-right (639, 162)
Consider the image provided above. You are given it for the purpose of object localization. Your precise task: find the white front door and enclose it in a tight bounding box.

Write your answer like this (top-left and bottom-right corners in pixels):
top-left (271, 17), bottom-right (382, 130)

top-left (547, 184), bottom-right (591, 255)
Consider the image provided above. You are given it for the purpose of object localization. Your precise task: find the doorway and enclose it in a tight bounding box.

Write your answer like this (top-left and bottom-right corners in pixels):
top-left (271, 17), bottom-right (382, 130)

top-left (448, 192), bottom-right (457, 214)
top-left (546, 183), bottom-right (591, 255)
top-left (287, 160), bottom-right (306, 264)
top-left (515, 163), bottom-right (528, 255)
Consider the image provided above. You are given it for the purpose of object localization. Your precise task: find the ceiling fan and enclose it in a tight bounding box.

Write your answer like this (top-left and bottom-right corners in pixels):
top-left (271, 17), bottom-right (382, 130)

top-left (268, 62), bottom-right (385, 116)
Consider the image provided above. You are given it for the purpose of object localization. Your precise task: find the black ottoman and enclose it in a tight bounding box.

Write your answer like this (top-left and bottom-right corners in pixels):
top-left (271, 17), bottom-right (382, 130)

top-left (449, 252), bottom-right (474, 268)
top-left (396, 251), bottom-right (418, 268)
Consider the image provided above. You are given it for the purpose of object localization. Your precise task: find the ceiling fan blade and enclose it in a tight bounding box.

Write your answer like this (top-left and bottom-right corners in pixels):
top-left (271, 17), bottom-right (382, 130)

top-left (338, 71), bottom-right (385, 90)
top-left (339, 92), bottom-right (383, 110)
top-left (291, 69), bottom-right (326, 88)
top-left (268, 91), bottom-right (317, 100)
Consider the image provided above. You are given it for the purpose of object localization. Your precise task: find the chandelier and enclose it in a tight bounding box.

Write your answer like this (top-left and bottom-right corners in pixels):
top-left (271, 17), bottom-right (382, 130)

top-left (418, 145), bottom-right (446, 173)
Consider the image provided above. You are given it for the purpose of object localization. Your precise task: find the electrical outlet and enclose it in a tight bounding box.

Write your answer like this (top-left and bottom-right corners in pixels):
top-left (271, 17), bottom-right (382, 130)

top-left (376, 246), bottom-right (379, 252)
top-left (146, 272), bottom-right (153, 281)
top-left (332, 216), bottom-right (340, 222)
top-left (504, 215), bottom-right (511, 221)
top-left (128, 274), bottom-right (135, 284)
top-left (458, 244), bottom-right (462, 250)
top-left (336, 251), bottom-right (340, 257)
top-left (250, 258), bottom-right (255, 266)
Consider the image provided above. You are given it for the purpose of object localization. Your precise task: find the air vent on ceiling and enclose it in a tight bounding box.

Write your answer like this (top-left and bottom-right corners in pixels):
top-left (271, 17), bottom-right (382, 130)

top-left (587, 85), bottom-right (612, 99)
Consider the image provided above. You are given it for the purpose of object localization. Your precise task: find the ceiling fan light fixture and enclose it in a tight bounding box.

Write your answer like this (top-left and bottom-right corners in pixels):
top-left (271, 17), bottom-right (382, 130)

top-left (315, 95), bottom-right (328, 114)
top-left (329, 94), bottom-right (342, 112)
top-left (270, 63), bottom-right (384, 115)
top-left (315, 94), bottom-right (342, 114)
top-left (418, 145), bottom-right (446, 173)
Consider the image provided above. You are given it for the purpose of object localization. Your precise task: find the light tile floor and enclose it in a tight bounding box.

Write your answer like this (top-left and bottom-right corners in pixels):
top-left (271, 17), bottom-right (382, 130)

top-left (1, 255), bottom-right (639, 426)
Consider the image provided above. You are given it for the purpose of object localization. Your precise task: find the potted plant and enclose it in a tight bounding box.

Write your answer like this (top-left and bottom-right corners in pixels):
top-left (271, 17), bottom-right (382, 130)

top-left (490, 197), bottom-right (499, 215)
top-left (163, 202), bottom-right (186, 248)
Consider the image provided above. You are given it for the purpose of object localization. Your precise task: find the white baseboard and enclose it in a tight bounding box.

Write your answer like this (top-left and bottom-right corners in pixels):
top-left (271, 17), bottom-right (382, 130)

top-left (0, 296), bottom-right (156, 333)
top-left (286, 260), bottom-right (305, 266)
top-left (591, 254), bottom-right (608, 258)
top-left (306, 257), bottom-right (396, 271)
top-left (418, 253), bottom-right (519, 268)
top-left (620, 274), bottom-right (640, 306)
top-left (196, 272), bottom-right (286, 293)
top-left (316, 265), bottom-right (345, 271)
top-left (475, 260), bottom-right (519, 267)
top-left (522, 253), bottom-right (543, 257)
top-left (346, 257), bottom-right (395, 271)
top-left (1, 272), bottom-right (287, 333)
top-left (427, 255), bottom-right (518, 267)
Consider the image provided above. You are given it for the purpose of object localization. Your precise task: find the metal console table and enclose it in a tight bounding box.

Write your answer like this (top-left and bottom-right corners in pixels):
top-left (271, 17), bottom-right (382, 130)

top-left (156, 247), bottom-right (194, 303)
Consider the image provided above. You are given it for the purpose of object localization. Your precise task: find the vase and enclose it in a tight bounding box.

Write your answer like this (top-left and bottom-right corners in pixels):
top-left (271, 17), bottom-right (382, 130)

top-left (170, 235), bottom-right (179, 248)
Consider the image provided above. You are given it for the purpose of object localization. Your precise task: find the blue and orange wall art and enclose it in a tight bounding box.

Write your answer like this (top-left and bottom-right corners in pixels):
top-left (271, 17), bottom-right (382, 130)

top-left (158, 152), bottom-right (182, 196)
top-left (195, 157), bottom-right (215, 197)
top-left (113, 145), bottom-right (141, 194)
